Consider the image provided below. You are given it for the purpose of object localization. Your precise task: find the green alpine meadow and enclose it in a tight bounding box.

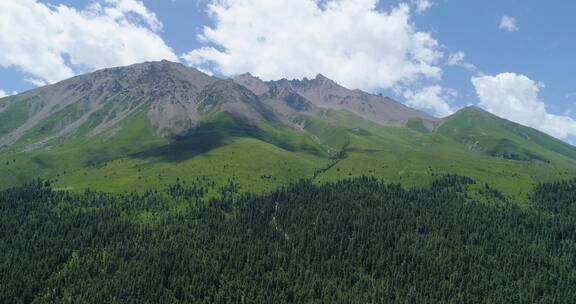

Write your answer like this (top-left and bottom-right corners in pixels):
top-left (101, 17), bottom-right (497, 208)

top-left (1, 61), bottom-right (575, 200)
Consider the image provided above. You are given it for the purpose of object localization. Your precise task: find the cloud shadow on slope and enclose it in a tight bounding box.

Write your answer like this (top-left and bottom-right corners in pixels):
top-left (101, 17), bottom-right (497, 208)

top-left (133, 115), bottom-right (325, 163)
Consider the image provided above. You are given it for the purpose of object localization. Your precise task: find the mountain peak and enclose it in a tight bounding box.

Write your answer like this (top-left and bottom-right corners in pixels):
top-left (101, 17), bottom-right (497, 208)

top-left (110, 59), bottom-right (183, 70)
top-left (233, 72), bottom-right (269, 95)
top-left (81, 60), bottom-right (214, 90)
top-left (459, 105), bottom-right (484, 112)
top-left (110, 60), bottom-right (199, 73)
top-left (236, 72), bottom-right (257, 78)
top-left (233, 72), bottom-right (262, 81)
top-left (314, 73), bottom-right (330, 81)
top-left (0, 60), bottom-right (222, 146)
top-left (310, 73), bottom-right (340, 88)
top-left (452, 106), bottom-right (495, 118)
top-left (439, 106), bottom-right (497, 126)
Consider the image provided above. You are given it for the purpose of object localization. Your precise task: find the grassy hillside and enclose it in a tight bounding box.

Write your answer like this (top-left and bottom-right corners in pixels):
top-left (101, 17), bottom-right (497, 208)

top-left (0, 97), bottom-right (28, 136)
top-left (299, 110), bottom-right (576, 202)
top-left (1, 104), bottom-right (576, 202)
top-left (0, 110), bottom-right (330, 194)
top-left (437, 106), bottom-right (576, 162)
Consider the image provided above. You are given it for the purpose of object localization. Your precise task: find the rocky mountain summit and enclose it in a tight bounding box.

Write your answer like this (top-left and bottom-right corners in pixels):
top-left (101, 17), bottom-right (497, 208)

top-left (0, 60), bottom-right (436, 149)
top-left (234, 72), bottom-right (436, 127)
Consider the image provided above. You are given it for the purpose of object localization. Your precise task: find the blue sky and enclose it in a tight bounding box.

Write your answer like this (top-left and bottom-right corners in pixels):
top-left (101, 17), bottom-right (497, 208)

top-left (418, 0), bottom-right (576, 113)
top-left (1, 0), bottom-right (575, 141)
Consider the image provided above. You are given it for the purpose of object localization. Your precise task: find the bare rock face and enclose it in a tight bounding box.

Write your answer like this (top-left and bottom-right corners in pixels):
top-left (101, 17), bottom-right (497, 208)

top-left (0, 61), bottom-right (276, 148)
top-left (0, 61), bottom-right (219, 146)
top-left (196, 80), bottom-right (276, 123)
top-left (0, 60), bottom-right (438, 150)
top-left (233, 73), bottom-right (270, 96)
top-left (234, 73), bottom-right (437, 127)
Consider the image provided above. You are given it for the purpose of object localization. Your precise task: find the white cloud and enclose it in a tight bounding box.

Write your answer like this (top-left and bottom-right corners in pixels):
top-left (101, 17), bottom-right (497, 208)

top-left (472, 73), bottom-right (576, 139)
top-left (447, 51), bottom-right (477, 71)
top-left (0, 0), bottom-right (177, 84)
top-left (403, 85), bottom-right (454, 117)
top-left (98, 0), bottom-right (163, 31)
top-left (0, 89), bottom-right (19, 98)
top-left (499, 15), bottom-right (518, 32)
top-left (183, 0), bottom-right (443, 92)
top-left (412, 0), bottom-right (434, 13)
top-left (25, 78), bottom-right (48, 87)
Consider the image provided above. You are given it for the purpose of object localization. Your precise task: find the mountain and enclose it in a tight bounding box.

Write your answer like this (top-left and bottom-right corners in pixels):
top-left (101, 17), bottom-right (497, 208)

top-left (0, 60), bottom-right (266, 148)
top-left (234, 72), bottom-right (436, 128)
top-left (0, 61), bottom-right (432, 149)
top-left (438, 106), bottom-right (576, 162)
top-left (1, 60), bottom-right (576, 200)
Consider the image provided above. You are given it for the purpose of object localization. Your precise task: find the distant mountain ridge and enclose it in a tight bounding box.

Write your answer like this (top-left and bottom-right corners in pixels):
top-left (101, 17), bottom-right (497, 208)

top-left (0, 60), bottom-right (435, 150)
top-left (234, 72), bottom-right (436, 128)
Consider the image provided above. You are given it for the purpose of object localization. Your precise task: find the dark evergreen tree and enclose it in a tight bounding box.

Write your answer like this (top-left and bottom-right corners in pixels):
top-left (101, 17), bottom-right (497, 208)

top-left (1, 176), bottom-right (575, 303)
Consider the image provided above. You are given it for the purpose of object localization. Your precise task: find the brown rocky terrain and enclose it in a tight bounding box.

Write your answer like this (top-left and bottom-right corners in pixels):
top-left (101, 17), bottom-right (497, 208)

top-left (0, 60), bottom-right (437, 149)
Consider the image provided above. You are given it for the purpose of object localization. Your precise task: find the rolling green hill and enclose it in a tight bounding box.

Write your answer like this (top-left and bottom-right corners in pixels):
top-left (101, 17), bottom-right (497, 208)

top-left (1, 61), bottom-right (576, 203)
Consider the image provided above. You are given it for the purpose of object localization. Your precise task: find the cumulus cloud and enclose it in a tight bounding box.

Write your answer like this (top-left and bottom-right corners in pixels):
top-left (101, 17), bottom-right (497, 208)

top-left (25, 78), bottom-right (48, 87)
top-left (499, 15), bottom-right (518, 32)
top-left (95, 0), bottom-right (163, 31)
top-left (472, 73), bottom-right (576, 139)
top-left (183, 0), bottom-right (443, 92)
top-left (412, 0), bottom-right (434, 13)
top-left (0, 89), bottom-right (6, 98)
top-left (447, 51), bottom-right (477, 71)
top-left (403, 85), bottom-right (454, 117)
top-left (0, 0), bottom-right (177, 84)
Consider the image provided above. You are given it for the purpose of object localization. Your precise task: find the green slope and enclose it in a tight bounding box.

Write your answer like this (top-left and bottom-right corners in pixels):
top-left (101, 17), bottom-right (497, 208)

top-left (0, 97), bottom-right (28, 136)
top-left (298, 110), bottom-right (576, 202)
top-left (1, 103), bottom-right (576, 202)
top-left (437, 106), bottom-right (576, 162)
top-left (0, 109), bottom-right (330, 193)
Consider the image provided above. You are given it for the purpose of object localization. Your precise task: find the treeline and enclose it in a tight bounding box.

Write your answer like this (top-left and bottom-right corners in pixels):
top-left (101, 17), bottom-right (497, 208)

top-left (1, 175), bottom-right (576, 303)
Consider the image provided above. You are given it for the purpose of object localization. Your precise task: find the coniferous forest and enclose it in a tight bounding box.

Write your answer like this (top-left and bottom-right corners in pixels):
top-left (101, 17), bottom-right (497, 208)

top-left (2, 175), bottom-right (576, 303)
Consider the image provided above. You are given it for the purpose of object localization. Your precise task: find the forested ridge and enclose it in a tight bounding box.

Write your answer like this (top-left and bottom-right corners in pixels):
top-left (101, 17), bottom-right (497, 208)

top-left (2, 175), bottom-right (576, 303)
